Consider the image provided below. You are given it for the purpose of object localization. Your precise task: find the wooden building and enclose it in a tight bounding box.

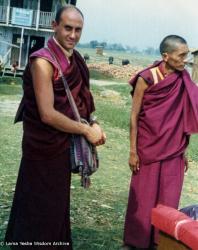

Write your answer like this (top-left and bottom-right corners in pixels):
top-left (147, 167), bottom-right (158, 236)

top-left (192, 49), bottom-right (198, 83)
top-left (0, 0), bottom-right (76, 69)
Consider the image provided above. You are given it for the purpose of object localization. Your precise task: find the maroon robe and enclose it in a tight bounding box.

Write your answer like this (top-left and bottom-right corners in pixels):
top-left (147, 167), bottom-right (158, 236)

top-left (124, 62), bottom-right (198, 248)
top-left (22, 38), bottom-right (95, 160)
top-left (5, 38), bottom-right (95, 249)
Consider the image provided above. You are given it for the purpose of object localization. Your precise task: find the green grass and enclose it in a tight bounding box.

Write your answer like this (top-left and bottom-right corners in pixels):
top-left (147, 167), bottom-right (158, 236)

top-left (0, 84), bottom-right (22, 95)
top-left (89, 69), bottom-right (116, 81)
top-left (89, 69), bottom-right (127, 83)
top-left (71, 125), bottom-right (130, 250)
top-left (0, 77), bottom-right (22, 85)
top-left (90, 84), bottom-right (131, 130)
top-left (0, 81), bottom-right (198, 249)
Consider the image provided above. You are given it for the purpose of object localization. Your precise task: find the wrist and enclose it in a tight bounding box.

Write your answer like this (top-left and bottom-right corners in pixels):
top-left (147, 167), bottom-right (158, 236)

top-left (130, 150), bottom-right (137, 155)
top-left (80, 122), bottom-right (90, 136)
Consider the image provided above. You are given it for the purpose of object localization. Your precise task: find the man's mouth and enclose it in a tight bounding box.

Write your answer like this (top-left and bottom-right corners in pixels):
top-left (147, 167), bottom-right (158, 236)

top-left (67, 41), bottom-right (75, 45)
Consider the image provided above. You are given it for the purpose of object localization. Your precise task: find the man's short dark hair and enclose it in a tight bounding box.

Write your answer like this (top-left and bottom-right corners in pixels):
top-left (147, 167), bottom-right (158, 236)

top-left (159, 35), bottom-right (187, 55)
top-left (55, 5), bottom-right (84, 24)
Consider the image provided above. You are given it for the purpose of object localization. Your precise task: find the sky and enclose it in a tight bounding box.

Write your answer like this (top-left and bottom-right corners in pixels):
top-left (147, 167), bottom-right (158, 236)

top-left (77, 0), bottom-right (198, 50)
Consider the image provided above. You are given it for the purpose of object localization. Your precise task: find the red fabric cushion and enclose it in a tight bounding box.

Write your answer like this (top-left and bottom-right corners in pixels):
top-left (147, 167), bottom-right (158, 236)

top-left (152, 204), bottom-right (198, 250)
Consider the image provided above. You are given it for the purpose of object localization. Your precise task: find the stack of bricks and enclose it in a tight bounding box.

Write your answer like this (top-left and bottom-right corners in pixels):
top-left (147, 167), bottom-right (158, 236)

top-left (88, 63), bottom-right (143, 80)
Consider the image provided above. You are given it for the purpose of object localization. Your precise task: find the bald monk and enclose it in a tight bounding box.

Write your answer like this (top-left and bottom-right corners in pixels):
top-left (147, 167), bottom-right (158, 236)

top-left (5, 6), bottom-right (105, 250)
top-left (123, 35), bottom-right (198, 250)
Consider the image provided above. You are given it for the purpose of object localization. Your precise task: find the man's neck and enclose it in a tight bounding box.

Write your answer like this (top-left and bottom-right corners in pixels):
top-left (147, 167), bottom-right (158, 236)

top-left (161, 61), bottom-right (175, 76)
top-left (53, 36), bottom-right (73, 58)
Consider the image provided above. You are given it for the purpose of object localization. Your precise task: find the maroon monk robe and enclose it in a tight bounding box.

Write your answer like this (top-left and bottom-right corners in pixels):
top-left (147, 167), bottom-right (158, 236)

top-left (124, 61), bottom-right (198, 248)
top-left (5, 37), bottom-right (95, 249)
top-left (22, 38), bottom-right (95, 160)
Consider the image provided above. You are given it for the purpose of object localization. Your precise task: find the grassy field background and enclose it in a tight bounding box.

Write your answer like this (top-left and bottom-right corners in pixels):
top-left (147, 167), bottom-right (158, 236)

top-left (0, 69), bottom-right (198, 249)
top-left (77, 47), bottom-right (159, 67)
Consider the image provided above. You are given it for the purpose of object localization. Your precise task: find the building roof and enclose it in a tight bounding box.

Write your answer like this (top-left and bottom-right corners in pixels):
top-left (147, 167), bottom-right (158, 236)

top-left (191, 49), bottom-right (198, 54)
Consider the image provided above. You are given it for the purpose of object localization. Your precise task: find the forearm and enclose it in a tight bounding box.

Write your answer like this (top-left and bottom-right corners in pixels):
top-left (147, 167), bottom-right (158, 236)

top-left (30, 59), bottom-right (103, 144)
top-left (41, 109), bottom-right (88, 136)
top-left (130, 116), bottom-right (138, 154)
top-left (42, 109), bottom-right (105, 145)
top-left (129, 114), bottom-right (140, 172)
top-left (129, 77), bottom-right (148, 154)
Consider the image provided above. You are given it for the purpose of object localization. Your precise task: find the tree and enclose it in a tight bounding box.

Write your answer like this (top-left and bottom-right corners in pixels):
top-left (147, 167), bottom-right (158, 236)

top-left (100, 42), bottom-right (107, 48)
top-left (130, 46), bottom-right (140, 54)
top-left (111, 43), bottom-right (125, 51)
top-left (143, 47), bottom-right (160, 55)
top-left (90, 40), bottom-right (99, 49)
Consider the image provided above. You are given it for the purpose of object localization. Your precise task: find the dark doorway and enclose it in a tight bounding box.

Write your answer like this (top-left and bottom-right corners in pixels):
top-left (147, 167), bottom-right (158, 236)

top-left (67, 0), bottom-right (77, 5)
top-left (28, 36), bottom-right (45, 56)
top-left (11, 34), bottom-right (28, 67)
top-left (10, 0), bottom-right (23, 8)
top-left (40, 0), bottom-right (53, 12)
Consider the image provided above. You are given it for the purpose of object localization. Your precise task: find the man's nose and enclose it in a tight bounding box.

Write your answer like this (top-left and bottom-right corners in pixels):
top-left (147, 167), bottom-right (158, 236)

top-left (183, 59), bottom-right (188, 65)
top-left (70, 30), bottom-right (76, 39)
top-left (184, 55), bottom-right (193, 64)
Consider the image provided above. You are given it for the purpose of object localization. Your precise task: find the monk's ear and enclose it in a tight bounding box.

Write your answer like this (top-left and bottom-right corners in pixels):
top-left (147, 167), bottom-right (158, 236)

top-left (52, 20), bottom-right (58, 31)
top-left (162, 52), bottom-right (169, 62)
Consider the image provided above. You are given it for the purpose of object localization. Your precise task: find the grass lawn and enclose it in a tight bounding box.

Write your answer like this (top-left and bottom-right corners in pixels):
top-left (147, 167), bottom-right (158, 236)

top-left (0, 81), bottom-right (198, 250)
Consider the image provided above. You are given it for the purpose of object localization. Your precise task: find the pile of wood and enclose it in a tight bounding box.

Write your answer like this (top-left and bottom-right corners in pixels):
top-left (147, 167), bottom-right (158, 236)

top-left (88, 63), bottom-right (143, 80)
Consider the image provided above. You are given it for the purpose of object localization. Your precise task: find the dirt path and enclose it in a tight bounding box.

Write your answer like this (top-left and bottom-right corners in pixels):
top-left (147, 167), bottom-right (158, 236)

top-left (0, 79), bottom-right (126, 116)
top-left (0, 100), bottom-right (20, 116)
top-left (90, 79), bottom-right (127, 86)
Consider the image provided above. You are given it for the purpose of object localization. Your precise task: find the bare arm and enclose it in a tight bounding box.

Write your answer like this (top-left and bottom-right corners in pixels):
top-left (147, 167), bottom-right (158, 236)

top-left (31, 58), bottom-right (102, 144)
top-left (129, 77), bottom-right (148, 172)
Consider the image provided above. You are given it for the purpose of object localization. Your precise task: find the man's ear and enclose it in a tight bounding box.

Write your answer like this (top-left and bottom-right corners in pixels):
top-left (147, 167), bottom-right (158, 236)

top-left (162, 52), bottom-right (169, 62)
top-left (52, 20), bottom-right (58, 31)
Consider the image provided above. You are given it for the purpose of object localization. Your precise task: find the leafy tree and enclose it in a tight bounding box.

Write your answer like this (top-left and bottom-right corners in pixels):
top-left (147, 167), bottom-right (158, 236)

top-left (90, 40), bottom-right (99, 48)
top-left (100, 42), bottom-right (107, 48)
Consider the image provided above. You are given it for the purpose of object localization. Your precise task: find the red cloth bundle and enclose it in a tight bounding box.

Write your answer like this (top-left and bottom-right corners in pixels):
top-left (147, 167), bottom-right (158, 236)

top-left (152, 204), bottom-right (198, 250)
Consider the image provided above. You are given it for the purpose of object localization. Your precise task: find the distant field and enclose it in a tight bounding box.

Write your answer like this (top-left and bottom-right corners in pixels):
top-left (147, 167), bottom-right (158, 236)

top-left (76, 47), bottom-right (159, 67)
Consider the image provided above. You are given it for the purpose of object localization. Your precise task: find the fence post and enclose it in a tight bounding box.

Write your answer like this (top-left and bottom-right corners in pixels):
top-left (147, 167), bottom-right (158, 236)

top-left (19, 28), bottom-right (24, 69)
top-left (6, 0), bottom-right (10, 25)
top-left (36, 0), bottom-right (40, 30)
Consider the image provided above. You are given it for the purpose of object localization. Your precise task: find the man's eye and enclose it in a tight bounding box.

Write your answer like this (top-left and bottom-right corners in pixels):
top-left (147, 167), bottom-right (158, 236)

top-left (65, 27), bottom-right (72, 31)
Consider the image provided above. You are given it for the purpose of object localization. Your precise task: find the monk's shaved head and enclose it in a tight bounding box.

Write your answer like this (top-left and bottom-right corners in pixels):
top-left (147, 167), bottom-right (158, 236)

top-left (55, 5), bottom-right (84, 24)
top-left (159, 35), bottom-right (187, 55)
